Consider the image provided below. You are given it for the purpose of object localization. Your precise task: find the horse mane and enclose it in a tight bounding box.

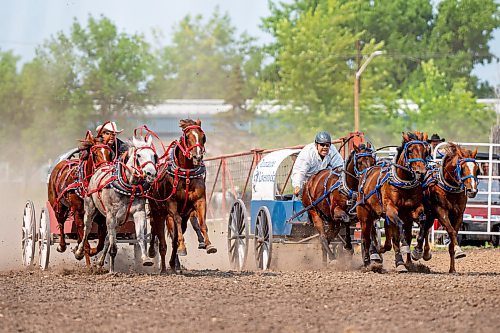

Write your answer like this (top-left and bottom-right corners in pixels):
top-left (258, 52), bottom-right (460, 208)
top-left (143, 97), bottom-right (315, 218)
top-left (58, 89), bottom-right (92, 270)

top-left (346, 150), bottom-right (354, 168)
top-left (179, 118), bottom-right (201, 129)
top-left (443, 143), bottom-right (474, 164)
top-left (395, 131), bottom-right (427, 162)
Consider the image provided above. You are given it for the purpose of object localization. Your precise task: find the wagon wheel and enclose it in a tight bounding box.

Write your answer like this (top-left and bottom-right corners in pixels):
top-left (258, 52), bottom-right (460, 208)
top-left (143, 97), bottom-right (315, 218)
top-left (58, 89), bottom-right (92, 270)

top-left (254, 207), bottom-right (273, 270)
top-left (38, 208), bottom-right (51, 270)
top-left (21, 201), bottom-right (37, 267)
top-left (227, 199), bottom-right (249, 270)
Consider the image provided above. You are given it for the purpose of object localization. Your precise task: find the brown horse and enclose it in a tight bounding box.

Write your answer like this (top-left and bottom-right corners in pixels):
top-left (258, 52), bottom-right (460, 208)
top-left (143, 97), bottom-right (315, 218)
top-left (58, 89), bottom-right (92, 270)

top-left (149, 119), bottom-right (215, 273)
top-left (47, 131), bottom-right (112, 266)
top-left (412, 143), bottom-right (479, 273)
top-left (302, 143), bottom-right (376, 262)
top-left (356, 132), bottom-right (430, 271)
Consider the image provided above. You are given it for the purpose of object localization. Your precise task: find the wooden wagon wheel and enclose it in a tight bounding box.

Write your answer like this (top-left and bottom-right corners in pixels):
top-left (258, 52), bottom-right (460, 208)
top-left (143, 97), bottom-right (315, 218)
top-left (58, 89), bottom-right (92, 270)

top-left (227, 199), bottom-right (249, 270)
top-left (21, 201), bottom-right (37, 267)
top-left (38, 208), bottom-right (51, 270)
top-left (254, 206), bottom-right (273, 270)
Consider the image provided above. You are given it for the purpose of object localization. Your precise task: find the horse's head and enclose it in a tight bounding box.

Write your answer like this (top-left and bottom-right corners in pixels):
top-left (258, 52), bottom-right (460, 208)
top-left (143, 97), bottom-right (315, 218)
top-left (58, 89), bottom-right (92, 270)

top-left (130, 135), bottom-right (158, 183)
top-left (399, 131), bottom-right (430, 180)
top-left (80, 131), bottom-right (113, 169)
top-left (179, 119), bottom-right (206, 166)
top-left (351, 142), bottom-right (376, 176)
top-left (445, 144), bottom-right (479, 198)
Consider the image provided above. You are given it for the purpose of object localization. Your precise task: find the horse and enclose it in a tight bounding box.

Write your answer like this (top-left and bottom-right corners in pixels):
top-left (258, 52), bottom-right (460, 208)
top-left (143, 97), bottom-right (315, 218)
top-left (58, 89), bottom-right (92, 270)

top-left (302, 143), bottom-right (376, 262)
top-left (75, 135), bottom-right (158, 273)
top-left (355, 131), bottom-right (430, 271)
top-left (47, 131), bottom-right (112, 266)
top-left (149, 119), bottom-right (215, 274)
top-left (412, 143), bottom-right (479, 273)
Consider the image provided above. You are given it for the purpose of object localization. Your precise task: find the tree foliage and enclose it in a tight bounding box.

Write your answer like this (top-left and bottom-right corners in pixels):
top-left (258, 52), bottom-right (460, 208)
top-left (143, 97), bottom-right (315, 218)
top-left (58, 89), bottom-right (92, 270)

top-left (403, 60), bottom-right (495, 142)
top-left (2, 15), bottom-right (156, 162)
top-left (154, 9), bottom-right (262, 107)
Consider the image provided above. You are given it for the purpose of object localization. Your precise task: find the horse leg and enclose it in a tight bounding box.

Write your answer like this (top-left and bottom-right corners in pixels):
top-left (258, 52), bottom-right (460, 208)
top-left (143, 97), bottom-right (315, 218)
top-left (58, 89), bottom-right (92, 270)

top-left (167, 215), bottom-right (179, 271)
top-left (133, 209), bottom-right (153, 266)
top-left (437, 209), bottom-right (462, 273)
top-left (107, 213), bottom-right (118, 274)
top-left (379, 218), bottom-right (392, 254)
top-left (96, 235), bottom-right (109, 268)
top-left (90, 218), bottom-right (106, 257)
top-left (74, 197), bottom-right (96, 261)
top-left (333, 207), bottom-right (352, 253)
top-left (194, 200), bottom-right (217, 254)
top-left (310, 211), bottom-right (336, 261)
top-left (73, 209), bottom-right (92, 267)
top-left (55, 205), bottom-right (69, 253)
top-left (359, 216), bottom-right (374, 267)
top-left (155, 215), bottom-right (168, 274)
top-left (190, 215), bottom-right (205, 249)
top-left (413, 213), bottom-right (433, 261)
top-left (385, 204), bottom-right (407, 271)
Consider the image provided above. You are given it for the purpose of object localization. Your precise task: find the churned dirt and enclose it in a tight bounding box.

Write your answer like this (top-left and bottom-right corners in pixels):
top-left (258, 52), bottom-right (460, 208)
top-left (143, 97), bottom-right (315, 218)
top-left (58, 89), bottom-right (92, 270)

top-left (1, 245), bottom-right (499, 333)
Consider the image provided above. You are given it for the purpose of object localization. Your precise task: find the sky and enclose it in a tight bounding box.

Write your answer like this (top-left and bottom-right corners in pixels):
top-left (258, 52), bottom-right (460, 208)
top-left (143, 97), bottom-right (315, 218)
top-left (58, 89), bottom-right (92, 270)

top-left (0, 0), bottom-right (499, 87)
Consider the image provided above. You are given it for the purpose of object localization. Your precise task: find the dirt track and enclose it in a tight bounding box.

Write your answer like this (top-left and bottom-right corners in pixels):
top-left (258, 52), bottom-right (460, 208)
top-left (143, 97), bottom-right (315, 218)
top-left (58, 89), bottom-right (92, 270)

top-left (1, 247), bottom-right (499, 333)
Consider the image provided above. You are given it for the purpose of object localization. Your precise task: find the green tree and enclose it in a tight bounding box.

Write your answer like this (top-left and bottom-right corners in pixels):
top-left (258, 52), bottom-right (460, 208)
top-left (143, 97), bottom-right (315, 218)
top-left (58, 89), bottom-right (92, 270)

top-left (13, 15), bottom-right (156, 162)
top-left (402, 60), bottom-right (495, 142)
top-left (155, 8), bottom-right (261, 104)
top-left (429, 0), bottom-right (500, 96)
top-left (0, 50), bottom-right (21, 147)
top-left (257, 0), bottom-right (396, 145)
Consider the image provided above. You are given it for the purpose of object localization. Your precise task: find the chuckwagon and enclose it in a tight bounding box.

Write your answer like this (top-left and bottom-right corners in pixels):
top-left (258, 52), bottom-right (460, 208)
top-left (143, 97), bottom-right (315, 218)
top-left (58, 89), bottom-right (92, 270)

top-left (227, 148), bottom-right (355, 270)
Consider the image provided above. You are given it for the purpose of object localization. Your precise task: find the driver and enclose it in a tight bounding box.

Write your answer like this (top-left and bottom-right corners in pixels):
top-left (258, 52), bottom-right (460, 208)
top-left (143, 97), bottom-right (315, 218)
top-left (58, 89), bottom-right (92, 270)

top-left (291, 131), bottom-right (344, 197)
top-left (95, 121), bottom-right (128, 159)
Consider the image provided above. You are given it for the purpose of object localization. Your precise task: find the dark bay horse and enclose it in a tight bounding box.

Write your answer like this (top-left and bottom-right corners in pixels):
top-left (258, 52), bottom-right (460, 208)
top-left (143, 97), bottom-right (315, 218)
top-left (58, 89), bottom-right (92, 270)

top-left (47, 131), bottom-right (112, 265)
top-left (356, 132), bottom-right (430, 271)
top-left (412, 143), bottom-right (479, 273)
top-left (149, 119), bottom-right (215, 273)
top-left (302, 143), bottom-right (376, 262)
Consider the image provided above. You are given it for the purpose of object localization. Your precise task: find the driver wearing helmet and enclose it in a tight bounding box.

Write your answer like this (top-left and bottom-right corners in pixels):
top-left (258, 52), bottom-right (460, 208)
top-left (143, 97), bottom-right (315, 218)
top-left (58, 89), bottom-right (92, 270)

top-left (291, 131), bottom-right (344, 196)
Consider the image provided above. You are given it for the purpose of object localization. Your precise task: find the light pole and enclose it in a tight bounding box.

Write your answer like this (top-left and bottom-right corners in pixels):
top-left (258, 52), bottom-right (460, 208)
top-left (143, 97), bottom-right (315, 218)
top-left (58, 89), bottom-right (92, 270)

top-left (354, 50), bottom-right (385, 132)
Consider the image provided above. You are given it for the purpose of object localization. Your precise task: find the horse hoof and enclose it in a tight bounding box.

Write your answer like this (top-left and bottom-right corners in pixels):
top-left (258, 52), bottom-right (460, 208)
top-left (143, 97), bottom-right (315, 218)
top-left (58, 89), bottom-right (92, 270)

top-left (177, 248), bottom-right (188, 256)
top-left (411, 249), bottom-right (423, 261)
top-left (455, 251), bottom-right (466, 259)
top-left (143, 261), bottom-right (154, 267)
top-left (57, 245), bottom-right (66, 253)
top-left (206, 245), bottom-right (217, 254)
top-left (74, 251), bottom-right (84, 261)
top-left (423, 251), bottom-right (432, 261)
top-left (396, 264), bottom-right (408, 273)
top-left (400, 245), bottom-right (410, 255)
top-left (370, 253), bottom-right (382, 262)
top-left (198, 242), bottom-right (206, 249)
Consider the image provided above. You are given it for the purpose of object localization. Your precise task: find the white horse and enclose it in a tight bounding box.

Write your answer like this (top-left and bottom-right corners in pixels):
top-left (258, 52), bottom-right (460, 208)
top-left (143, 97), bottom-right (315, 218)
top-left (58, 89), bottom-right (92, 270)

top-left (75, 136), bottom-right (158, 273)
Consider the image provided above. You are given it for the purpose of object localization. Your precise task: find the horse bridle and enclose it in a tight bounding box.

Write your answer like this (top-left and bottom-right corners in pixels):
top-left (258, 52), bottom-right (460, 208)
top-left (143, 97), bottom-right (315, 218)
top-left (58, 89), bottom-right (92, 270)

top-left (402, 140), bottom-right (430, 171)
top-left (454, 157), bottom-right (478, 187)
top-left (89, 144), bottom-right (113, 168)
top-left (178, 125), bottom-right (206, 159)
top-left (129, 145), bottom-right (158, 178)
top-left (353, 148), bottom-right (377, 176)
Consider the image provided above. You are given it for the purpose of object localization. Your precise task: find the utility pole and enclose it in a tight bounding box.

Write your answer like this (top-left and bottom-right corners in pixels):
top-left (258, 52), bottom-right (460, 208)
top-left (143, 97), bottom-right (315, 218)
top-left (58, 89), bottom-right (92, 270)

top-left (354, 50), bottom-right (385, 132)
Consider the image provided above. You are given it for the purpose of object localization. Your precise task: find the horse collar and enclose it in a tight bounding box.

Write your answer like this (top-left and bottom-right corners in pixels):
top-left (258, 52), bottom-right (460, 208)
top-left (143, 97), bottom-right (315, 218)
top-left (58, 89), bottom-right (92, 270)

top-left (166, 145), bottom-right (206, 179)
top-left (110, 160), bottom-right (151, 196)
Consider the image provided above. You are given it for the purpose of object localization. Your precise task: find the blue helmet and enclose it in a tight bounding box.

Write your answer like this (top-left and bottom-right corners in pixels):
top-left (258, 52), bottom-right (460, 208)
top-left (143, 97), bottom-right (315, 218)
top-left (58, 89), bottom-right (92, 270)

top-left (314, 131), bottom-right (331, 144)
